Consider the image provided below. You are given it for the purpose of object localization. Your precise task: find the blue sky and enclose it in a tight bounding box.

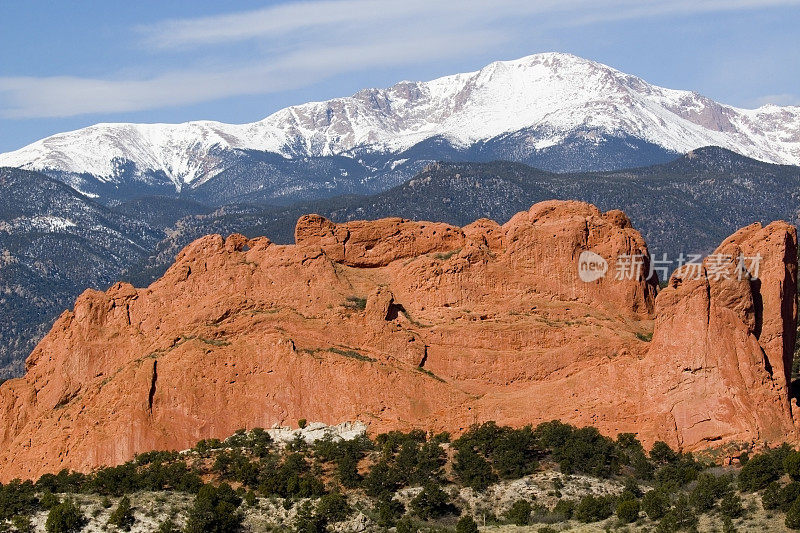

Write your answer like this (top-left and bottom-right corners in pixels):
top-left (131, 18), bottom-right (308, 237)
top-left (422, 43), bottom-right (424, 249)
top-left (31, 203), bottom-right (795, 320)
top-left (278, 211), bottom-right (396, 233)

top-left (1, 0), bottom-right (799, 153)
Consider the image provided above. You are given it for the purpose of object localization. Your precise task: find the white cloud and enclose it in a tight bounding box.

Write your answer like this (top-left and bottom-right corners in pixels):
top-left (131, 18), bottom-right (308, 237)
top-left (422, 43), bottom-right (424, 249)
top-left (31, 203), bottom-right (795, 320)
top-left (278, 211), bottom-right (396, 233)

top-left (551, 0), bottom-right (800, 27)
top-left (138, 0), bottom-right (800, 49)
top-left (2, 0), bottom-right (799, 118)
top-left (0, 30), bottom-right (502, 118)
top-left (751, 93), bottom-right (800, 107)
top-left (138, 0), bottom-right (567, 50)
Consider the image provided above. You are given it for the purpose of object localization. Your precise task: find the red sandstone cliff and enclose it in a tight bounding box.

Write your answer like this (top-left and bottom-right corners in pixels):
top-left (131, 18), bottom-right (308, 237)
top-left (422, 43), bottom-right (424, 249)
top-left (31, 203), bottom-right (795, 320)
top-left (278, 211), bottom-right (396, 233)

top-left (0, 200), bottom-right (795, 481)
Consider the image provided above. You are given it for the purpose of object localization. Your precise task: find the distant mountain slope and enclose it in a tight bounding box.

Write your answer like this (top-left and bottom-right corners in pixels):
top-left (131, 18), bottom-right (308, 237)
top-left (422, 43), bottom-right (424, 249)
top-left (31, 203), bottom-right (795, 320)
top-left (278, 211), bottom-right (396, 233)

top-left (126, 147), bottom-right (800, 287)
top-left (1, 53), bottom-right (799, 204)
top-left (0, 169), bottom-right (207, 377)
top-left (329, 147), bottom-right (800, 259)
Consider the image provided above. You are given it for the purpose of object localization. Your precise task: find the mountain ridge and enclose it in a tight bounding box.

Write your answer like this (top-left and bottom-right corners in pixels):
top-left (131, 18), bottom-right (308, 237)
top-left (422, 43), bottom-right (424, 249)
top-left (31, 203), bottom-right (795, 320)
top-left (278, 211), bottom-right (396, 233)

top-left (2, 53), bottom-right (799, 204)
top-left (124, 146), bottom-right (800, 284)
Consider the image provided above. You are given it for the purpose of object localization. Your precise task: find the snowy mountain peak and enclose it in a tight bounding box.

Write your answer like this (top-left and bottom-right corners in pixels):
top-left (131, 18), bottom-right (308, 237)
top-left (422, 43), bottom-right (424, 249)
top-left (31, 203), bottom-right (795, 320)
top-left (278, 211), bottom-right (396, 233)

top-left (1, 52), bottom-right (799, 194)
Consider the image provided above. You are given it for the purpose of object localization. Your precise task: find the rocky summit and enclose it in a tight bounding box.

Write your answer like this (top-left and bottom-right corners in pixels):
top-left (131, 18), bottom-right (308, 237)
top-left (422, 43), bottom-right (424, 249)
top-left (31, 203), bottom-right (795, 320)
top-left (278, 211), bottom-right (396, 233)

top-left (0, 200), bottom-right (796, 481)
top-left (3, 53), bottom-right (800, 205)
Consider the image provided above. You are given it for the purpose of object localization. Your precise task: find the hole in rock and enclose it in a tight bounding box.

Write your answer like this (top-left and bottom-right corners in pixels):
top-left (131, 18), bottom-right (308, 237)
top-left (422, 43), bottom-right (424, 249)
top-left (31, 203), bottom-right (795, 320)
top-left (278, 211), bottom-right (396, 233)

top-left (751, 278), bottom-right (763, 339)
top-left (386, 302), bottom-right (406, 321)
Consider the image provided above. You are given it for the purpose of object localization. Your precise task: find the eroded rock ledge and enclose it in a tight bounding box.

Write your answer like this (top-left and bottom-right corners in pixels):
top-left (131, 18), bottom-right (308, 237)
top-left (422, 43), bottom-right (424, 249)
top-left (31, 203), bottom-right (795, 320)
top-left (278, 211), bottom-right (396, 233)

top-left (0, 200), bottom-right (795, 480)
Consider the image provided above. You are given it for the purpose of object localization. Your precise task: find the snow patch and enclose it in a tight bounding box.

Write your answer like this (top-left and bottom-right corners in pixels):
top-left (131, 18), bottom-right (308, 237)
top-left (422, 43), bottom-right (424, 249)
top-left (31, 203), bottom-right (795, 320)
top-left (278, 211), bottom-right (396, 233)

top-left (390, 158), bottom-right (409, 170)
top-left (26, 216), bottom-right (77, 232)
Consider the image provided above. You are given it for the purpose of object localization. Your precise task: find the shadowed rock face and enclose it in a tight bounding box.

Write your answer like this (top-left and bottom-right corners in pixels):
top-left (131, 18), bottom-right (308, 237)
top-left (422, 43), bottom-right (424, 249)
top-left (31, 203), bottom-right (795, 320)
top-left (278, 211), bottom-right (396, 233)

top-left (0, 200), bottom-right (795, 481)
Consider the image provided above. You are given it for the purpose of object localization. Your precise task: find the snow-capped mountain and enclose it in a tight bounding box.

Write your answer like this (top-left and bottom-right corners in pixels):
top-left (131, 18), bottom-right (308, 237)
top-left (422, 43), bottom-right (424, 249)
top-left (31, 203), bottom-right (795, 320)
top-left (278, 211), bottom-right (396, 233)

top-left (2, 52), bottom-right (799, 204)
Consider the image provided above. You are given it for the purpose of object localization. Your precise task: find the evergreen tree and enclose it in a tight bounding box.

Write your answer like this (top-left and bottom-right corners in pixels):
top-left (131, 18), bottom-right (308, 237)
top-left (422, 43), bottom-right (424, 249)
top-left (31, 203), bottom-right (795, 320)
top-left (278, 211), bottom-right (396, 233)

top-left (616, 499), bottom-right (640, 523)
top-left (185, 483), bottom-right (242, 533)
top-left (719, 492), bottom-right (743, 519)
top-left (45, 500), bottom-right (86, 533)
top-left (642, 489), bottom-right (669, 521)
top-left (507, 499), bottom-right (532, 526)
top-left (455, 515), bottom-right (479, 533)
top-left (787, 497), bottom-right (800, 530)
top-left (452, 447), bottom-right (496, 490)
top-left (108, 495), bottom-right (135, 531)
top-left (409, 482), bottom-right (455, 520)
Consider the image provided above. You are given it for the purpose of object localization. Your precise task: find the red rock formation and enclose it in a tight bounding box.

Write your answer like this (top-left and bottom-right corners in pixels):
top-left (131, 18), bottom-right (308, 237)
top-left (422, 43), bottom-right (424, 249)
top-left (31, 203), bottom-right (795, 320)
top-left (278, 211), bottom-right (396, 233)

top-left (642, 222), bottom-right (799, 448)
top-left (0, 200), bottom-right (795, 481)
